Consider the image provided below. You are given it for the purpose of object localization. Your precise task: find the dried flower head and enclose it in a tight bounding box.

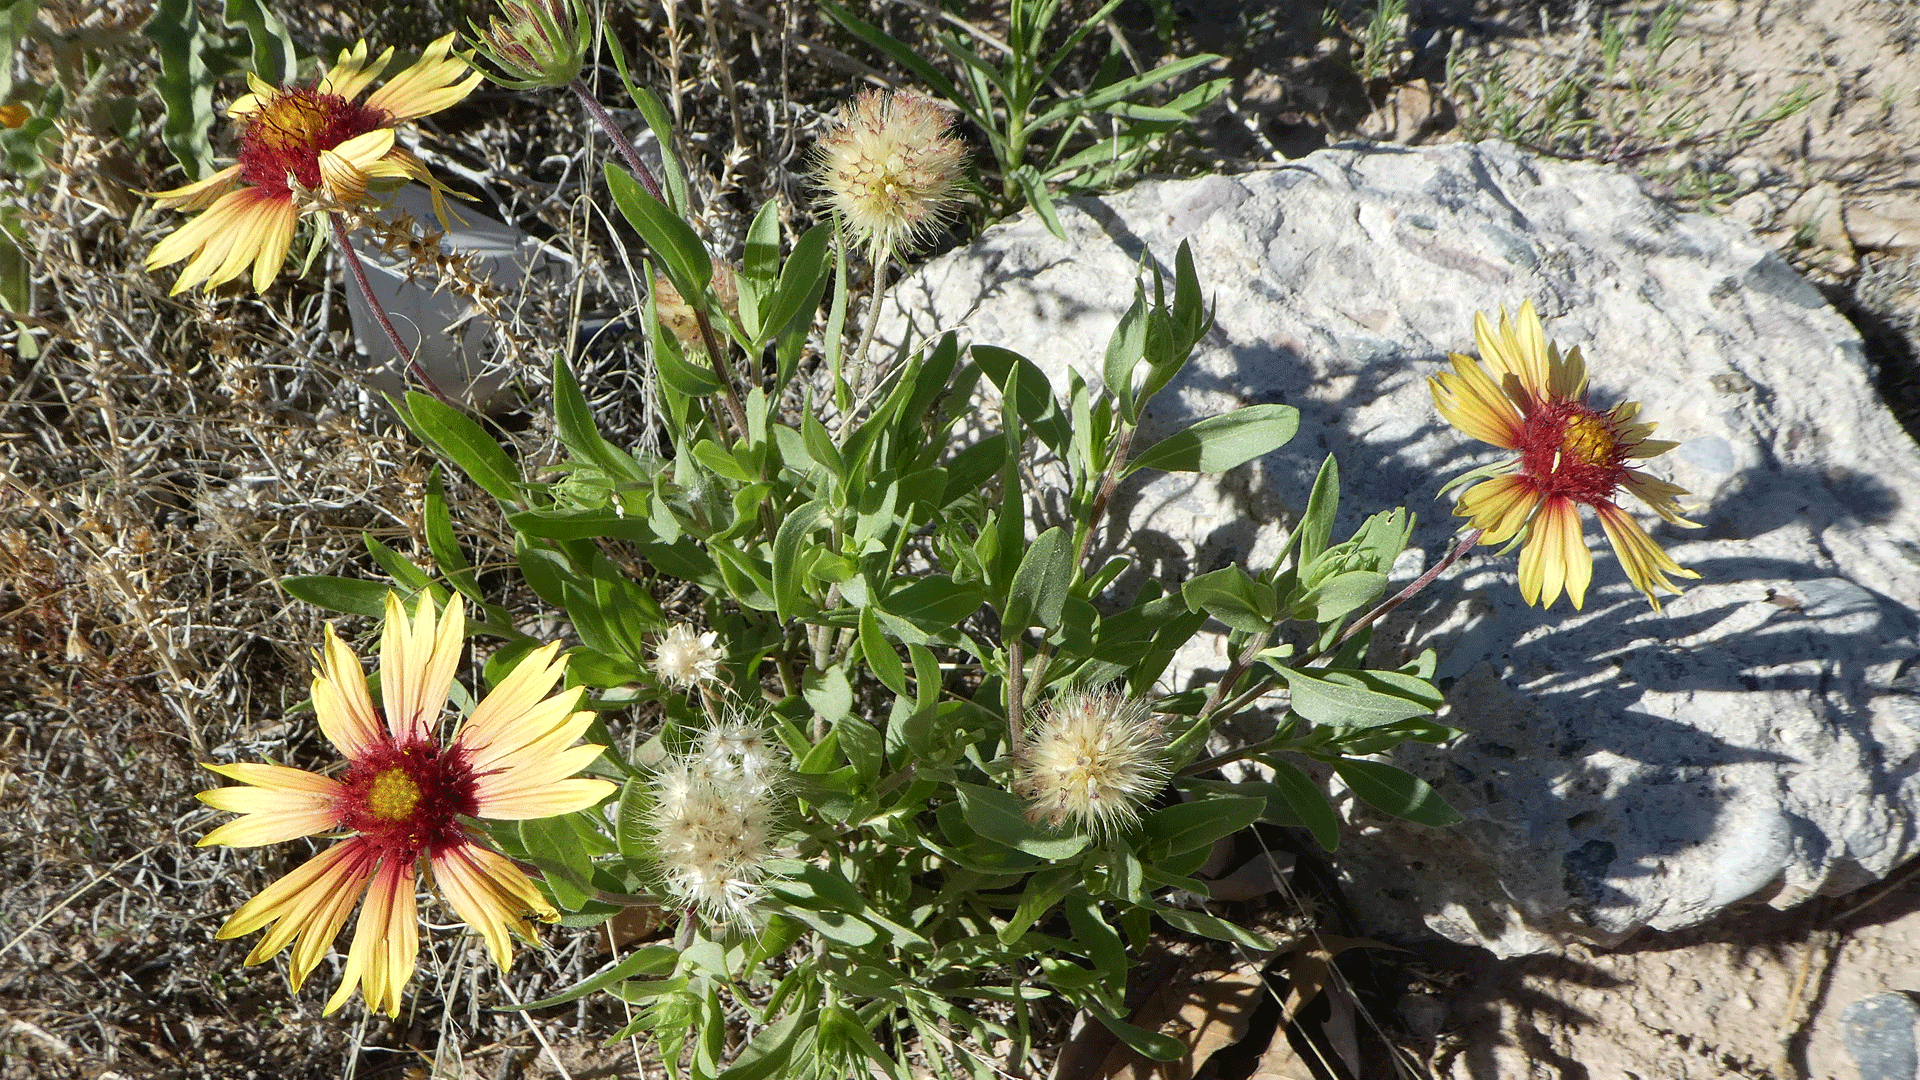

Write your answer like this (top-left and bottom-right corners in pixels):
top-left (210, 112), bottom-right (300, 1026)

top-left (814, 90), bottom-right (966, 261)
top-left (468, 0), bottom-right (589, 91)
top-left (645, 714), bottom-right (788, 924)
top-left (195, 593), bottom-right (615, 1016)
top-left (143, 34), bottom-right (481, 294)
top-left (652, 623), bottom-right (725, 689)
top-left (1013, 690), bottom-right (1169, 838)
top-left (1430, 302), bottom-right (1702, 610)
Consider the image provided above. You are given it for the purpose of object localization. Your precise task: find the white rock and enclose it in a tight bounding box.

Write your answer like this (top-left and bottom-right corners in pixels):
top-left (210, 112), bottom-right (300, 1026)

top-left (878, 141), bottom-right (1920, 956)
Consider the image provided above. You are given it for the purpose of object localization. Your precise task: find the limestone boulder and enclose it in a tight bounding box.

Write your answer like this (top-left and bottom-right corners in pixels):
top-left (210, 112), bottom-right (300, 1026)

top-left (879, 141), bottom-right (1920, 956)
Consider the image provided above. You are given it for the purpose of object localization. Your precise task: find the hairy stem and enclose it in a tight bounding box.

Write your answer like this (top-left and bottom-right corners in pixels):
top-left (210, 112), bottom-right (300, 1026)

top-left (569, 78), bottom-right (665, 202)
top-left (330, 212), bottom-right (450, 404)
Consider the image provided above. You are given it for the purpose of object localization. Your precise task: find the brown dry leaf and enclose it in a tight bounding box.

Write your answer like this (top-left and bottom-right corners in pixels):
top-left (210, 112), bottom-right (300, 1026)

top-left (1095, 956), bottom-right (1268, 1080)
top-left (1282, 936), bottom-right (1403, 1020)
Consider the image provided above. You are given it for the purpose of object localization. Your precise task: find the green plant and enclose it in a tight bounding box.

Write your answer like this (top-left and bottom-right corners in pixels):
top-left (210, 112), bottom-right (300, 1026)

top-left (819, 0), bottom-right (1227, 237)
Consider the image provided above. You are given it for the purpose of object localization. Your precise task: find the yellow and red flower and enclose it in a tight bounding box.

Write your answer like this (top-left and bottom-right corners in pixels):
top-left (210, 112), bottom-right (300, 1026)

top-left (1429, 302), bottom-right (1701, 611)
top-left (197, 592), bottom-right (615, 1016)
top-left (144, 34), bottom-right (480, 294)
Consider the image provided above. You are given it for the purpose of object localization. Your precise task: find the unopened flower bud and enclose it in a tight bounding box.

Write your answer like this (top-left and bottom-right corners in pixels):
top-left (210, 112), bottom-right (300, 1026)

top-left (814, 90), bottom-right (967, 262)
top-left (469, 0), bottom-right (590, 91)
top-left (1012, 690), bottom-right (1169, 838)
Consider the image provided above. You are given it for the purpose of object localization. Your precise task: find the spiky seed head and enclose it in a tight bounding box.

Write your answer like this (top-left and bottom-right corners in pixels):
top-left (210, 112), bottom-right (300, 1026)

top-left (468, 0), bottom-right (590, 90)
top-left (813, 90), bottom-right (967, 262)
top-left (644, 716), bottom-right (788, 925)
top-left (1012, 689), bottom-right (1169, 838)
top-left (652, 624), bottom-right (724, 689)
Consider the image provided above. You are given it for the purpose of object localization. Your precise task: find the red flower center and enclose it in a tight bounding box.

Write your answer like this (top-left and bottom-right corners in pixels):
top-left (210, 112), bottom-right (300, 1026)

top-left (1516, 400), bottom-right (1628, 506)
top-left (237, 88), bottom-right (391, 196)
top-left (337, 735), bottom-right (480, 862)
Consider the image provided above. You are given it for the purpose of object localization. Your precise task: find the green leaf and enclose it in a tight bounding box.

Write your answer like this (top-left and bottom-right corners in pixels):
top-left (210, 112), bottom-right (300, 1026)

top-left (859, 608), bottom-right (909, 696)
top-left (1091, 1011), bottom-right (1185, 1062)
top-left (715, 1009), bottom-right (814, 1080)
top-left (606, 162), bottom-right (712, 298)
top-left (1274, 667), bottom-right (1435, 730)
top-left (1264, 758), bottom-right (1341, 851)
top-left (403, 392), bottom-right (522, 504)
top-left (817, 0), bottom-right (970, 121)
top-left (762, 222), bottom-right (832, 349)
top-left (148, 0), bottom-right (215, 176)
top-left (972, 345), bottom-right (1070, 455)
top-left (879, 577), bottom-right (984, 634)
top-left (552, 353), bottom-right (643, 481)
top-left (222, 0), bottom-right (297, 84)
top-left (1154, 906), bottom-right (1275, 950)
top-left (738, 198), bottom-right (781, 339)
top-left (953, 782), bottom-right (1088, 860)
top-left (423, 469), bottom-right (485, 604)
top-left (803, 665), bottom-right (854, 726)
top-left (1125, 404), bottom-right (1299, 476)
top-left (1104, 290), bottom-right (1148, 422)
top-left (1296, 569), bottom-right (1389, 623)
top-left (771, 503), bottom-right (826, 621)
top-left (1062, 892), bottom-right (1128, 979)
top-left (279, 575), bottom-right (389, 618)
top-left (1180, 565), bottom-right (1276, 635)
top-left (363, 534), bottom-right (432, 591)
top-left (1005, 525), bottom-right (1073, 633)
top-left (1140, 795), bottom-right (1264, 858)
top-left (503, 944), bottom-right (679, 1011)
top-left (1331, 758), bottom-right (1462, 827)
top-left (1292, 453), bottom-right (1340, 567)
top-left (998, 864), bottom-right (1081, 945)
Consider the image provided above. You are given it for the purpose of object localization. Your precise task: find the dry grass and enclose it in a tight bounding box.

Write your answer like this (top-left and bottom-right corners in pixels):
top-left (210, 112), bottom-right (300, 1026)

top-left (3, 1), bottom-right (1918, 1078)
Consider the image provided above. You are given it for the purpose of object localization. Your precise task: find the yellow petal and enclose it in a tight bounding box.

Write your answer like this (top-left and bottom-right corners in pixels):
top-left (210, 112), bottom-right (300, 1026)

top-left (1455, 473), bottom-right (1539, 544)
top-left (364, 34), bottom-right (482, 121)
top-left (1596, 501), bottom-right (1699, 611)
top-left (197, 762), bottom-right (343, 847)
top-left (1430, 355), bottom-right (1526, 450)
top-left (325, 858), bottom-right (417, 1017)
top-left (1620, 469), bottom-right (1701, 526)
top-left (379, 591), bottom-right (464, 742)
top-left (473, 777), bottom-right (617, 821)
top-left (315, 624), bottom-right (383, 758)
top-left (218, 840), bottom-right (372, 944)
top-left (143, 164), bottom-right (243, 211)
top-left (1517, 497), bottom-right (1590, 609)
top-left (320, 40), bottom-right (392, 102)
top-left (430, 842), bottom-right (555, 969)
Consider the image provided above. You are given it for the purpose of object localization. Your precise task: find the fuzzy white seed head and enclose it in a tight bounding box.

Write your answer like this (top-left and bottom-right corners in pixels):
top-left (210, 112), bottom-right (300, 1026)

top-left (652, 624), bottom-right (724, 689)
top-left (814, 90), bottom-right (967, 262)
top-left (645, 717), bottom-right (787, 925)
top-left (1012, 690), bottom-right (1169, 838)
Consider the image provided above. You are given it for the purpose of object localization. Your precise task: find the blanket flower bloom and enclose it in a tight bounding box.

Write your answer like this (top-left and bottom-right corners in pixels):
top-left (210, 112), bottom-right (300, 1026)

top-left (1429, 302), bottom-right (1701, 611)
top-left (197, 592), bottom-right (615, 1016)
top-left (144, 33), bottom-right (481, 294)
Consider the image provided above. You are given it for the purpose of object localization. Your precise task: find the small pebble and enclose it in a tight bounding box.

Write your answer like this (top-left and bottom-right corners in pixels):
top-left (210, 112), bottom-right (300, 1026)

top-left (1841, 993), bottom-right (1920, 1080)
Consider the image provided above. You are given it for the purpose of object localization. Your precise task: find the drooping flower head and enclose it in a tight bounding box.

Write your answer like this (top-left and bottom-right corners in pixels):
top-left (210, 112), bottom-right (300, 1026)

top-left (651, 623), bottom-right (725, 689)
top-left (1429, 302), bottom-right (1702, 610)
top-left (468, 0), bottom-right (590, 91)
top-left (144, 34), bottom-right (482, 294)
top-left (813, 90), bottom-right (967, 263)
top-left (196, 592), bottom-right (616, 1016)
top-left (642, 713), bottom-right (787, 925)
top-left (1012, 689), bottom-right (1169, 838)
